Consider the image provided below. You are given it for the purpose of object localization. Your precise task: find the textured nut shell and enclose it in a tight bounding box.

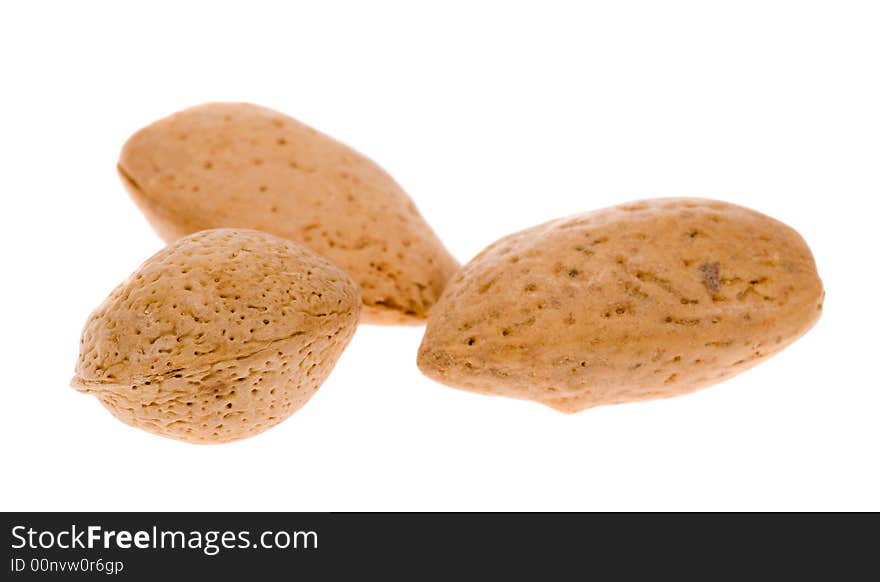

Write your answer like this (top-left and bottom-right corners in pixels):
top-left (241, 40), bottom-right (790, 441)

top-left (418, 198), bottom-right (824, 412)
top-left (118, 102), bottom-right (458, 325)
top-left (73, 229), bottom-right (360, 443)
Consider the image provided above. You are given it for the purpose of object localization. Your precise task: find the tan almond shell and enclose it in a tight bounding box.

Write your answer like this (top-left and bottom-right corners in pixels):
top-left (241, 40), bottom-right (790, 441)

top-left (73, 229), bottom-right (361, 443)
top-left (417, 198), bottom-right (824, 412)
top-left (117, 102), bottom-right (458, 325)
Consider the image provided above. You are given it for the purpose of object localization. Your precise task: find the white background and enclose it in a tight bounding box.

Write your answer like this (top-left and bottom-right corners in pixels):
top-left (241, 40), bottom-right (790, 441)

top-left (1, 1), bottom-right (877, 511)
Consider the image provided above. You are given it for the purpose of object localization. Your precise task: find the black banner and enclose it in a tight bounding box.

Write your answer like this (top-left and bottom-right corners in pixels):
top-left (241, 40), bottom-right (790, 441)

top-left (1, 513), bottom-right (875, 579)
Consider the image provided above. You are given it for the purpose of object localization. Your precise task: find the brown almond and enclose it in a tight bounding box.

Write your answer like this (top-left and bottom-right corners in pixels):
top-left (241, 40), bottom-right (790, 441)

top-left (73, 228), bottom-right (360, 443)
top-left (117, 102), bottom-right (458, 325)
top-left (418, 198), bottom-right (824, 412)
